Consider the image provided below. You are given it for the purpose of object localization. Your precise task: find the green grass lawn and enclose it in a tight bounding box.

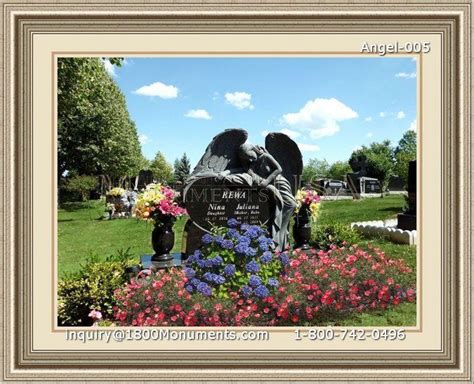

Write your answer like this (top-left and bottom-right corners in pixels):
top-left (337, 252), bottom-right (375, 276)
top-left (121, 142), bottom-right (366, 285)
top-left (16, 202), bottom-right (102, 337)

top-left (317, 194), bottom-right (405, 226)
top-left (58, 194), bottom-right (416, 326)
top-left (58, 199), bottom-right (187, 276)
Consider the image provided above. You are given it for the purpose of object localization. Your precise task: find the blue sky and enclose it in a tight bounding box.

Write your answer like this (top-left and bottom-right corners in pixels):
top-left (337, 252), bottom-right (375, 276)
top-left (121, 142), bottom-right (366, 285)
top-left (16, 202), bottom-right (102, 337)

top-left (105, 57), bottom-right (417, 167)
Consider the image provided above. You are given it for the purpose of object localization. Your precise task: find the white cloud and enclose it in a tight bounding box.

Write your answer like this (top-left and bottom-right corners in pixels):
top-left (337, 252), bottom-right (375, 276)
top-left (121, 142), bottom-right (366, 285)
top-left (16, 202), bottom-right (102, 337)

top-left (366, 132), bottom-right (373, 138)
top-left (281, 98), bottom-right (358, 139)
top-left (365, 116), bottom-right (372, 122)
top-left (297, 143), bottom-right (320, 152)
top-left (409, 119), bottom-right (417, 131)
top-left (138, 134), bottom-right (149, 145)
top-left (225, 91), bottom-right (254, 110)
top-left (395, 72), bottom-right (416, 79)
top-left (185, 109), bottom-right (212, 120)
top-left (101, 59), bottom-right (117, 77)
top-left (397, 111), bottom-right (406, 119)
top-left (133, 81), bottom-right (179, 98)
top-left (280, 128), bottom-right (301, 139)
top-left (379, 112), bottom-right (386, 118)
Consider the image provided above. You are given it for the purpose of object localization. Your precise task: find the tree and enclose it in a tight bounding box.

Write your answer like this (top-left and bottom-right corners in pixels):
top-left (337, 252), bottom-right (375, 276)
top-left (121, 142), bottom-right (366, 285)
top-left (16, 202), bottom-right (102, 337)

top-left (349, 140), bottom-right (395, 192)
top-left (65, 175), bottom-right (98, 201)
top-left (58, 58), bottom-right (142, 182)
top-left (173, 153), bottom-right (191, 184)
top-left (301, 159), bottom-right (330, 184)
top-left (150, 151), bottom-right (174, 184)
top-left (394, 131), bottom-right (417, 186)
top-left (327, 161), bottom-right (352, 181)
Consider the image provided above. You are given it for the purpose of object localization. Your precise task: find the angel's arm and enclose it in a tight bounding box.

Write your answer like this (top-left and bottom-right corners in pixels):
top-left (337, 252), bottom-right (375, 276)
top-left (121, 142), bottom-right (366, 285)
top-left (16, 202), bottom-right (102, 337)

top-left (259, 153), bottom-right (282, 187)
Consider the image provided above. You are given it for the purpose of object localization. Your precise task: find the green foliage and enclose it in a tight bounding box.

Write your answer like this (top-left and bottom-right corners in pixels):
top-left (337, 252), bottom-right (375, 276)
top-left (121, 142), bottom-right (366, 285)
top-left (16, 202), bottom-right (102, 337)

top-left (65, 175), bottom-right (98, 201)
top-left (327, 161), bottom-right (352, 181)
top-left (311, 223), bottom-right (361, 250)
top-left (394, 131), bottom-right (417, 186)
top-left (150, 151), bottom-right (174, 184)
top-left (58, 58), bottom-right (142, 180)
top-left (349, 140), bottom-right (395, 192)
top-left (57, 250), bottom-right (136, 326)
top-left (173, 153), bottom-right (191, 184)
top-left (302, 159), bottom-right (330, 184)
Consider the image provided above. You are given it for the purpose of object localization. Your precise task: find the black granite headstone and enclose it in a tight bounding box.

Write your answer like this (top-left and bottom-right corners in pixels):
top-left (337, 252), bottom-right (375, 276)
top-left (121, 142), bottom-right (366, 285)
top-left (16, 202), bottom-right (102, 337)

top-left (182, 177), bottom-right (275, 254)
top-left (397, 160), bottom-right (416, 230)
top-left (363, 178), bottom-right (381, 194)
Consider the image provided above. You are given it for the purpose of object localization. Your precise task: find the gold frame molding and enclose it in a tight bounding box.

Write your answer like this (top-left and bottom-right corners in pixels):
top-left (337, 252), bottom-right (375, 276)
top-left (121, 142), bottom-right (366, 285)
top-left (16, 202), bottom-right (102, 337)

top-left (1, 1), bottom-right (471, 381)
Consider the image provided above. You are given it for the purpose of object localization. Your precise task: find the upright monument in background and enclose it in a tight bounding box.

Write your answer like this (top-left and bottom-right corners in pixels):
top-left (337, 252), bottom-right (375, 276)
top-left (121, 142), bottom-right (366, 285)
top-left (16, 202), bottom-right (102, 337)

top-left (182, 128), bottom-right (303, 256)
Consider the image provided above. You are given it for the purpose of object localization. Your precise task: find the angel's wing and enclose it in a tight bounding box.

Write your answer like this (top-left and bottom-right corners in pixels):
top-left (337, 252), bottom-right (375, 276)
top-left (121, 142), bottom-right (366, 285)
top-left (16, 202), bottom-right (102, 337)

top-left (191, 129), bottom-right (248, 176)
top-left (265, 132), bottom-right (303, 195)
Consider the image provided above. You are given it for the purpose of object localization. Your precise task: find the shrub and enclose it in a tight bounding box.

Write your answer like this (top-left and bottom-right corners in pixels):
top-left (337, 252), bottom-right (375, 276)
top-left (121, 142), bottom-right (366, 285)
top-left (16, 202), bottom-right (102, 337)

top-left (65, 175), bottom-right (98, 201)
top-left (58, 250), bottom-right (135, 326)
top-left (113, 245), bottom-right (415, 327)
top-left (184, 219), bottom-right (287, 299)
top-left (311, 223), bottom-right (360, 251)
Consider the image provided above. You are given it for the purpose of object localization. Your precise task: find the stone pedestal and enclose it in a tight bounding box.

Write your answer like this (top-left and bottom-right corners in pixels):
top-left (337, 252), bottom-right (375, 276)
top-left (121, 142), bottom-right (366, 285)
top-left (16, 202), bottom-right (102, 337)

top-left (140, 253), bottom-right (182, 270)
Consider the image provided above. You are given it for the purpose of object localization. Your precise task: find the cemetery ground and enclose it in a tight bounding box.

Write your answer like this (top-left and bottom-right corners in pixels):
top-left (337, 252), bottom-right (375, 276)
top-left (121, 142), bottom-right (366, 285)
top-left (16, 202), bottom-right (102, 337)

top-left (58, 194), bottom-right (416, 326)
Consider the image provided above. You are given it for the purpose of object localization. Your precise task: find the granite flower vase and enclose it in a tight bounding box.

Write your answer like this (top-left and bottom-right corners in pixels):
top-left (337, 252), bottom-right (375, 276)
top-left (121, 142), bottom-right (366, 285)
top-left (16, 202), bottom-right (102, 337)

top-left (151, 216), bottom-right (175, 264)
top-left (293, 205), bottom-right (312, 250)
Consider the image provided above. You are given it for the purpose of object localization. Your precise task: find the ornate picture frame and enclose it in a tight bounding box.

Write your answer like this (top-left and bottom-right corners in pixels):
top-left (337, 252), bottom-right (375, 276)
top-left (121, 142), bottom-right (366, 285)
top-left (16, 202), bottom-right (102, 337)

top-left (1, 1), bottom-right (471, 381)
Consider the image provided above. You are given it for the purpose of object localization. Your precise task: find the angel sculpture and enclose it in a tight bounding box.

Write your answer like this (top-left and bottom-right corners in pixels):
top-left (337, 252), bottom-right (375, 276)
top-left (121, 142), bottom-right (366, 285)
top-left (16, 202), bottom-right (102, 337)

top-left (184, 128), bottom-right (303, 251)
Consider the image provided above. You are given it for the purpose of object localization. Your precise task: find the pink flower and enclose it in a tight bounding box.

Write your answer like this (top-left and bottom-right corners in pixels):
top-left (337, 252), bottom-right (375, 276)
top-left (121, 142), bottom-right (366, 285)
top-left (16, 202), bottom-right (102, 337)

top-left (88, 309), bottom-right (102, 321)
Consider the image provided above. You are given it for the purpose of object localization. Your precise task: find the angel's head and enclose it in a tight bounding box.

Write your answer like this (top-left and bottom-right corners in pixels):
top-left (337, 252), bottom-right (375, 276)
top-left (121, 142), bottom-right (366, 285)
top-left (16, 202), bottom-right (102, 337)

top-left (238, 143), bottom-right (258, 166)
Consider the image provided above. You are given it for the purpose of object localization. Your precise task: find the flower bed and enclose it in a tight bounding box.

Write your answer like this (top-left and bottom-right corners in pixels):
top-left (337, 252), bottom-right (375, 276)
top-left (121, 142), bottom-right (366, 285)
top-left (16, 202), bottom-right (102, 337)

top-left (113, 242), bottom-right (415, 326)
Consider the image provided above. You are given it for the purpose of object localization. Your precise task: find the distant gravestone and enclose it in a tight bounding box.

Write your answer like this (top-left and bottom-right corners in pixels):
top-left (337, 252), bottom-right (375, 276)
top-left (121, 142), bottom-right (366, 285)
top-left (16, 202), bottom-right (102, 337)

top-left (362, 177), bottom-right (381, 194)
top-left (137, 170), bottom-right (153, 190)
top-left (324, 180), bottom-right (347, 196)
top-left (388, 175), bottom-right (405, 191)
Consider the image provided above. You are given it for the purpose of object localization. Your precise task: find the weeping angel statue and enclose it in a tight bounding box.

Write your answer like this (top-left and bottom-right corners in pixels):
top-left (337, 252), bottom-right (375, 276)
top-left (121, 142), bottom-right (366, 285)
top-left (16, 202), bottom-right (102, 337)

top-left (184, 128), bottom-right (303, 251)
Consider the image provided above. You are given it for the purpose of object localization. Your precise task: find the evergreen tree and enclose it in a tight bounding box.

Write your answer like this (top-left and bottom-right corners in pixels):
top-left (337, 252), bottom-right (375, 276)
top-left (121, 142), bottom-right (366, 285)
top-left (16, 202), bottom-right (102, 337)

top-left (173, 153), bottom-right (191, 184)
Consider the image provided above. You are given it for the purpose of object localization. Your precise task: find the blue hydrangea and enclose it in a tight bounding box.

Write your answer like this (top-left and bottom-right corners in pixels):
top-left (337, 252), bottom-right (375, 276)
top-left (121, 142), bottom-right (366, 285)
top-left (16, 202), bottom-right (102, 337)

top-left (237, 235), bottom-right (251, 246)
top-left (203, 272), bottom-right (213, 282)
top-left (254, 284), bottom-right (270, 298)
top-left (259, 251), bottom-right (273, 264)
top-left (257, 236), bottom-right (273, 251)
top-left (244, 225), bottom-right (262, 239)
top-left (213, 274), bottom-right (226, 284)
top-left (227, 218), bottom-right (240, 228)
top-left (202, 233), bottom-right (214, 244)
top-left (279, 252), bottom-right (290, 266)
top-left (248, 275), bottom-right (262, 287)
top-left (246, 260), bottom-right (260, 273)
top-left (190, 278), bottom-right (201, 287)
top-left (221, 239), bottom-right (234, 250)
top-left (240, 223), bottom-right (250, 231)
top-left (244, 247), bottom-right (257, 257)
top-left (196, 282), bottom-right (212, 296)
top-left (185, 284), bottom-right (194, 293)
top-left (226, 228), bottom-right (239, 239)
top-left (268, 277), bottom-right (279, 287)
top-left (215, 236), bottom-right (224, 246)
top-left (210, 256), bottom-right (223, 266)
top-left (223, 264), bottom-right (236, 276)
top-left (184, 267), bottom-right (196, 279)
top-left (196, 259), bottom-right (207, 268)
top-left (235, 243), bottom-right (250, 255)
top-left (241, 285), bottom-right (253, 298)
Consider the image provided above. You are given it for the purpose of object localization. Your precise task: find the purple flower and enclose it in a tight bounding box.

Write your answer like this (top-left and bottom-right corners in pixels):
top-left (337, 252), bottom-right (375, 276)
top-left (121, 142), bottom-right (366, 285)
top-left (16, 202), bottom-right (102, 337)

top-left (221, 239), bottom-right (234, 250)
top-left (210, 256), bottom-right (223, 266)
top-left (279, 252), bottom-right (290, 266)
top-left (244, 247), bottom-right (257, 257)
top-left (268, 277), bottom-right (279, 287)
top-left (241, 285), bottom-right (253, 298)
top-left (202, 233), bottom-right (214, 244)
top-left (226, 228), bottom-right (239, 239)
top-left (190, 278), bottom-right (201, 287)
top-left (213, 274), bottom-right (226, 284)
top-left (184, 267), bottom-right (196, 279)
top-left (259, 251), bottom-right (273, 264)
top-left (246, 260), bottom-right (260, 273)
top-left (240, 223), bottom-right (250, 231)
top-left (248, 275), bottom-right (262, 287)
top-left (244, 225), bottom-right (262, 239)
top-left (223, 264), bottom-right (236, 276)
top-left (185, 284), bottom-right (194, 293)
top-left (227, 218), bottom-right (240, 228)
top-left (237, 235), bottom-right (251, 246)
top-left (254, 285), bottom-right (270, 298)
top-left (257, 236), bottom-right (273, 251)
top-left (235, 243), bottom-right (249, 255)
top-left (196, 259), bottom-right (207, 268)
top-left (196, 282), bottom-right (212, 296)
top-left (215, 236), bottom-right (224, 246)
top-left (203, 272), bottom-right (213, 282)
